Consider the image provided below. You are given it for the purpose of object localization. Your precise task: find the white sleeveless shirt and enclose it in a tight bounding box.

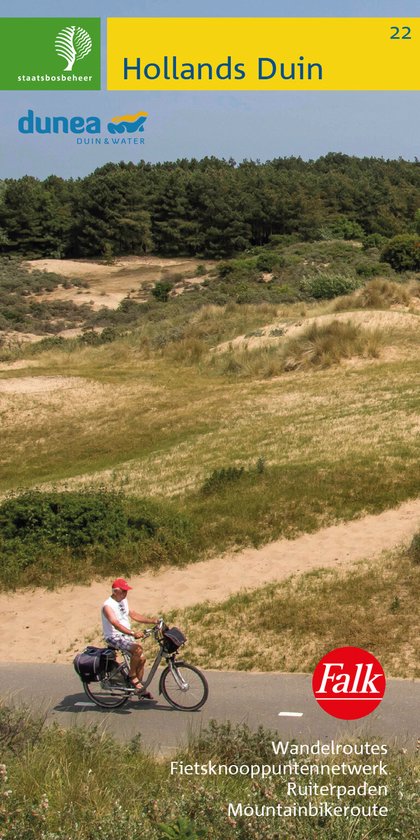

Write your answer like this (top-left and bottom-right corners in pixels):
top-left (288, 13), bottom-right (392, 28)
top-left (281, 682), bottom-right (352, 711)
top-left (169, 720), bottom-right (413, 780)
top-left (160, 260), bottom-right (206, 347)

top-left (102, 595), bottom-right (131, 639)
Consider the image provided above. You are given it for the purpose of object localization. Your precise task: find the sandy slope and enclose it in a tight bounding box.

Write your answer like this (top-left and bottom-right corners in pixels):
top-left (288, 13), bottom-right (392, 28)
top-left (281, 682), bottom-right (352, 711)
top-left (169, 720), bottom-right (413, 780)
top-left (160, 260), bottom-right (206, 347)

top-left (22, 256), bottom-right (203, 312)
top-left (2, 498), bottom-right (419, 664)
top-left (213, 309), bottom-right (420, 354)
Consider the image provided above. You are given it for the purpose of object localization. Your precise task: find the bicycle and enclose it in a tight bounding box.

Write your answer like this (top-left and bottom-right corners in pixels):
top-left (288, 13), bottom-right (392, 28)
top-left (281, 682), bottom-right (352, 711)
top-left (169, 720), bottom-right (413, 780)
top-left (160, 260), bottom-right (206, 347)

top-left (79, 619), bottom-right (208, 711)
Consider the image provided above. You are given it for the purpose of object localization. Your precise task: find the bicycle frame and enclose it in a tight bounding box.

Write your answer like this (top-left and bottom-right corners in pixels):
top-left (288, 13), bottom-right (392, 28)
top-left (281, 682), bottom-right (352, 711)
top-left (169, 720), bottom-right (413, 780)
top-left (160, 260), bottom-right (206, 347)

top-left (107, 643), bottom-right (185, 696)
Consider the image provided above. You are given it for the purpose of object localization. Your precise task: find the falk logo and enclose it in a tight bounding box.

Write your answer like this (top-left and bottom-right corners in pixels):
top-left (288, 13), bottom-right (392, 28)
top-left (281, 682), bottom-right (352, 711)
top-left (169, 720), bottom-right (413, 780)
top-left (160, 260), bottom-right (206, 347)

top-left (55, 26), bottom-right (92, 71)
top-left (312, 646), bottom-right (386, 720)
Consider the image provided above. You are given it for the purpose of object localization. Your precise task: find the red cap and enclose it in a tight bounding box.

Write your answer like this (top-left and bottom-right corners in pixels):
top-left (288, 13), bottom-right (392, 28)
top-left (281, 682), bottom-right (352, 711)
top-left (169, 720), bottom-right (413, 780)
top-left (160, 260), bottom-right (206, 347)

top-left (111, 578), bottom-right (132, 591)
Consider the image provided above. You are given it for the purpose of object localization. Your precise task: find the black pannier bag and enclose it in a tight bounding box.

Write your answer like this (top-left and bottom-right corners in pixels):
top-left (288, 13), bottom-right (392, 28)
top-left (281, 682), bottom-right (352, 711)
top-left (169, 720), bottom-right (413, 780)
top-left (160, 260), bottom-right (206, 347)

top-left (163, 626), bottom-right (186, 653)
top-left (73, 646), bottom-right (116, 683)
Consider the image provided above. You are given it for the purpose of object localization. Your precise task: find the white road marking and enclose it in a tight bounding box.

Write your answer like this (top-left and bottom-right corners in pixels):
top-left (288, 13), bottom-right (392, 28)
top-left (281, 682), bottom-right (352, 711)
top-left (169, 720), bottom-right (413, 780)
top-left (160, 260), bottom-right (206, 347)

top-left (74, 702), bottom-right (96, 707)
top-left (278, 712), bottom-right (303, 717)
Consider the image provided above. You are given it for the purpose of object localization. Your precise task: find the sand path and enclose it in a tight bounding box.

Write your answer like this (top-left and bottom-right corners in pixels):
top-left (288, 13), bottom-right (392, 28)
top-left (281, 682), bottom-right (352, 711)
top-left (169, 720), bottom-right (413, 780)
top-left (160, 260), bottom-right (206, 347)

top-left (2, 498), bottom-right (419, 664)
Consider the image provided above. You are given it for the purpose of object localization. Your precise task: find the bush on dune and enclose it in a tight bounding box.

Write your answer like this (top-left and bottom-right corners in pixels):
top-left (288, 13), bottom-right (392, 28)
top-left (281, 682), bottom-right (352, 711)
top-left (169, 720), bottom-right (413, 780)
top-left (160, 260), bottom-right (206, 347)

top-left (300, 272), bottom-right (362, 300)
top-left (381, 234), bottom-right (420, 271)
top-left (0, 490), bottom-right (194, 589)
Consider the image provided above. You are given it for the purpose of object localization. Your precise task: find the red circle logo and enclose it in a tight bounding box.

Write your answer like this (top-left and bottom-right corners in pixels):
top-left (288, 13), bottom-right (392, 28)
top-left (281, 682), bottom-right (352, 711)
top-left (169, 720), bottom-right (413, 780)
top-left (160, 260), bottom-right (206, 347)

top-left (312, 646), bottom-right (386, 720)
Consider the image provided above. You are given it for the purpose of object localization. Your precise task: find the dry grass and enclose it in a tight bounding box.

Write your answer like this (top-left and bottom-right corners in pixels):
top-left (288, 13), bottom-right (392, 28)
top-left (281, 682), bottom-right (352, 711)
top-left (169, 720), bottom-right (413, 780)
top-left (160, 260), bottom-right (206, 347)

top-left (0, 298), bottom-right (419, 565)
top-left (171, 546), bottom-right (420, 678)
top-left (209, 319), bottom-right (383, 378)
top-left (1, 358), bottom-right (418, 503)
top-left (0, 308), bottom-right (418, 501)
top-left (334, 277), bottom-right (413, 311)
top-left (282, 319), bottom-right (382, 370)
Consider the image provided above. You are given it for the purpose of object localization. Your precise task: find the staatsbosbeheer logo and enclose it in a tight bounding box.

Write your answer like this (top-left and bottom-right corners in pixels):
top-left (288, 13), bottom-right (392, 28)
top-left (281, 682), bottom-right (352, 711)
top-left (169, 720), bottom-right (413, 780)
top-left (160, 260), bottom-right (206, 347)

top-left (312, 646), bottom-right (386, 720)
top-left (55, 26), bottom-right (92, 72)
top-left (0, 18), bottom-right (100, 90)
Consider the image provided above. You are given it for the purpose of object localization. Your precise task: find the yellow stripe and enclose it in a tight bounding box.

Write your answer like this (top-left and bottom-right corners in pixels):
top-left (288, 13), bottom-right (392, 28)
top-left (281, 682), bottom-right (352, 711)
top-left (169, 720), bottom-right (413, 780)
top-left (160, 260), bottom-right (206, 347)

top-left (111, 110), bottom-right (148, 123)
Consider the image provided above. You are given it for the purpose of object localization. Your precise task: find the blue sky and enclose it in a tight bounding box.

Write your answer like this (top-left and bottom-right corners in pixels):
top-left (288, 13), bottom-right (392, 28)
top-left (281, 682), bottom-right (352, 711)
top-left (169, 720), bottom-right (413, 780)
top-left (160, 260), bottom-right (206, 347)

top-left (1, 1), bottom-right (420, 178)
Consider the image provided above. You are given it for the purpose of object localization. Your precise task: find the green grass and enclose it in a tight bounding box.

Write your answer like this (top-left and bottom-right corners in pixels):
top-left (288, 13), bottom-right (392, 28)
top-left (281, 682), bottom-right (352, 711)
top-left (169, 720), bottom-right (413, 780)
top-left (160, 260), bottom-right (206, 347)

top-left (1, 706), bottom-right (419, 839)
top-left (170, 545), bottom-right (420, 678)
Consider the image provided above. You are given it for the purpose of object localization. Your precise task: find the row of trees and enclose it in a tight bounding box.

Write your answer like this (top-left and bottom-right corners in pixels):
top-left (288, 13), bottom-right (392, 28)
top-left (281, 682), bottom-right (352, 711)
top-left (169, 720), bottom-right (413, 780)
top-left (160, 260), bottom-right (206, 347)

top-left (0, 153), bottom-right (420, 259)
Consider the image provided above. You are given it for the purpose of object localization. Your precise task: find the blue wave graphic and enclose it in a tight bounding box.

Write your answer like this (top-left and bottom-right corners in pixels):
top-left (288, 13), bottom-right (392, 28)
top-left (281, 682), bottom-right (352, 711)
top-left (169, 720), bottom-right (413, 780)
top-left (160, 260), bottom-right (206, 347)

top-left (107, 116), bottom-right (147, 134)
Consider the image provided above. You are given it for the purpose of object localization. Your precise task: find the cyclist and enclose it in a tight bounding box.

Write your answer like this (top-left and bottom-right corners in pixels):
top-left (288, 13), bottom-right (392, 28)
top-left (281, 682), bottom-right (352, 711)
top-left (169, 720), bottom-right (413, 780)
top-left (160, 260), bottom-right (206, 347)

top-left (102, 578), bottom-right (158, 698)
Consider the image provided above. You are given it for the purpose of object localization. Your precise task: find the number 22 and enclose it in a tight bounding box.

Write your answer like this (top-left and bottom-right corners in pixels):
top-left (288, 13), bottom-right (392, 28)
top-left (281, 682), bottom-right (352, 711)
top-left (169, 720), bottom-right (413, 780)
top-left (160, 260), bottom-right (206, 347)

top-left (390, 26), bottom-right (411, 40)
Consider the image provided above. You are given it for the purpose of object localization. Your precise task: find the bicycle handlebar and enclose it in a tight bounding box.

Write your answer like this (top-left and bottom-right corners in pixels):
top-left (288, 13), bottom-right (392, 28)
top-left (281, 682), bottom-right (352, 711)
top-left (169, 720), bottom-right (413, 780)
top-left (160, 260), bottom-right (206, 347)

top-left (142, 617), bottom-right (166, 640)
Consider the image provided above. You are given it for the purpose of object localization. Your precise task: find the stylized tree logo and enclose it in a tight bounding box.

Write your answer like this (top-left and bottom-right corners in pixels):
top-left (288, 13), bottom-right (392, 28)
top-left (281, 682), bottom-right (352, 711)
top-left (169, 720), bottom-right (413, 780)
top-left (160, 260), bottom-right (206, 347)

top-left (55, 26), bottom-right (92, 71)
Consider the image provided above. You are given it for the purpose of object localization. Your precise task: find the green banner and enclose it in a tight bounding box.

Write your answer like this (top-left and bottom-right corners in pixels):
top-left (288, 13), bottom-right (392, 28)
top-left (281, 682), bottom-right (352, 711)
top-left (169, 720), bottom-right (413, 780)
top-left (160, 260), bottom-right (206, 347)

top-left (0, 18), bottom-right (101, 89)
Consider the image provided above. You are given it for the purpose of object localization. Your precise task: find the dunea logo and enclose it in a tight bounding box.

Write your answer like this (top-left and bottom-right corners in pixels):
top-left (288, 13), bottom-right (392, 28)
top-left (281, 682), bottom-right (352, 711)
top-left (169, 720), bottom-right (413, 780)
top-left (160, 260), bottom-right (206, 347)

top-left (312, 646), bottom-right (386, 720)
top-left (55, 26), bottom-right (92, 71)
top-left (18, 110), bottom-right (148, 144)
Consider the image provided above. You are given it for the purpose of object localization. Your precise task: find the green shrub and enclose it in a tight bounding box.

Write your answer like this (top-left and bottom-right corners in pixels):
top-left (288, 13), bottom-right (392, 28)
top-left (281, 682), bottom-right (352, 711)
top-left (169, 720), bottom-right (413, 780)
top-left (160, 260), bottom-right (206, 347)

top-left (201, 466), bottom-right (245, 494)
top-left (217, 261), bottom-right (234, 278)
top-left (158, 818), bottom-right (206, 840)
top-left (80, 329), bottom-right (103, 346)
top-left (152, 281), bottom-right (173, 302)
top-left (0, 490), bottom-right (128, 549)
top-left (186, 719), bottom-right (278, 764)
top-left (100, 326), bottom-right (121, 343)
top-left (79, 326), bottom-right (122, 346)
top-left (409, 531), bottom-right (420, 564)
top-left (363, 233), bottom-right (387, 250)
top-left (0, 490), bottom-right (194, 588)
top-left (201, 460), bottom-right (265, 494)
top-left (355, 262), bottom-right (384, 277)
top-left (275, 283), bottom-right (298, 301)
top-left (235, 283), bottom-right (260, 304)
top-left (320, 217), bottom-right (364, 241)
top-left (102, 241), bottom-right (114, 264)
top-left (29, 335), bottom-right (67, 353)
top-left (255, 252), bottom-right (280, 272)
top-left (269, 233), bottom-right (302, 246)
top-left (381, 234), bottom-right (420, 272)
top-left (301, 272), bottom-right (361, 299)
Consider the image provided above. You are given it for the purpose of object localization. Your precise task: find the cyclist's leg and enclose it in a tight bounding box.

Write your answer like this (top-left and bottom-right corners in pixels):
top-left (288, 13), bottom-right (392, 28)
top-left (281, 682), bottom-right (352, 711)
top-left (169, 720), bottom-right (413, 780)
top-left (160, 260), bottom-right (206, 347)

top-left (106, 636), bottom-right (146, 687)
top-left (129, 643), bottom-right (146, 683)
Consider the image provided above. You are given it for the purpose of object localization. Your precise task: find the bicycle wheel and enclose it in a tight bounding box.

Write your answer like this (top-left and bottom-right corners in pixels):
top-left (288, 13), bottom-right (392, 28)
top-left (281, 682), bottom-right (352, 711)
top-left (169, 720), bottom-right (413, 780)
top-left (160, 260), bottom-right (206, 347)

top-left (160, 662), bottom-right (208, 711)
top-left (83, 673), bottom-right (129, 709)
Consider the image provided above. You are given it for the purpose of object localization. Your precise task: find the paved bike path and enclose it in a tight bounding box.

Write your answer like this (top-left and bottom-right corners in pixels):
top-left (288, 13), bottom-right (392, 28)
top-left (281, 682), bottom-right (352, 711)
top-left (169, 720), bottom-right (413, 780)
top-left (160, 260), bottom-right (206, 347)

top-left (1, 665), bottom-right (418, 754)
